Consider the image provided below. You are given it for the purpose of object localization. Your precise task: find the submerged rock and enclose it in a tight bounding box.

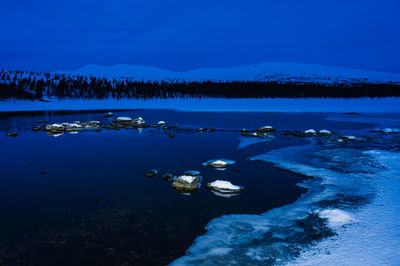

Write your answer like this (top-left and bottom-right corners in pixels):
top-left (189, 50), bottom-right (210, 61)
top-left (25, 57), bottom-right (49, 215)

top-left (163, 173), bottom-right (176, 182)
top-left (145, 169), bottom-right (158, 177)
top-left (203, 159), bottom-right (236, 169)
top-left (207, 180), bottom-right (243, 194)
top-left (47, 132), bottom-right (64, 137)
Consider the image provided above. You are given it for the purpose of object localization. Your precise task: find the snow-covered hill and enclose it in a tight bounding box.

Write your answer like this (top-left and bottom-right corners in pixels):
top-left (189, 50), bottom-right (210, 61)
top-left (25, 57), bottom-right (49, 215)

top-left (60, 62), bottom-right (400, 83)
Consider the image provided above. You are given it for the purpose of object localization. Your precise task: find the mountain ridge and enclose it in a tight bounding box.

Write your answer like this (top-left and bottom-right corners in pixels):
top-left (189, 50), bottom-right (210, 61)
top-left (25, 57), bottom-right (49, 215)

top-left (60, 62), bottom-right (400, 83)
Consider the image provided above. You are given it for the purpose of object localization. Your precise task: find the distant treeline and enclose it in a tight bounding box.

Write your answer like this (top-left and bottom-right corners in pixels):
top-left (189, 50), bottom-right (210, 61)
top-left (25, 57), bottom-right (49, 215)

top-left (1, 70), bottom-right (400, 100)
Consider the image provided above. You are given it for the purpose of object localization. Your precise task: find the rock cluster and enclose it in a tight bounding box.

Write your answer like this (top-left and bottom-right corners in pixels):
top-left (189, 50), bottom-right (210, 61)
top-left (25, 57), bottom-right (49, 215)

top-left (44, 121), bottom-right (101, 134)
top-left (241, 125), bottom-right (275, 137)
top-left (284, 129), bottom-right (333, 137)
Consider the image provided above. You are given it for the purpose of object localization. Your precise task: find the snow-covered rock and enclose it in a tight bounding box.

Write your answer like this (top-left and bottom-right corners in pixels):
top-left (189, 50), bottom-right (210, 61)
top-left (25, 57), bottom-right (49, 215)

top-left (179, 175), bottom-right (196, 184)
top-left (45, 123), bottom-right (64, 131)
top-left (319, 129), bottom-right (332, 135)
top-left (207, 180), bottom-right (243, 194)
top-left (342, 135), bottom-right (357, 141)
top-left (256, 125), bottom-right (275, 132)
top-left (133, 117), bottom-right (145, 125)
top-left (6, 132), bottom-right (18, 137)
top-left (172, 174), bottom-right (202, 192)
top-left (115, 116), bottom-right (132, 122)
top-left (304, 129), bottom-right (317, 135)
top-left (203, 159), bottom-right (236, 169)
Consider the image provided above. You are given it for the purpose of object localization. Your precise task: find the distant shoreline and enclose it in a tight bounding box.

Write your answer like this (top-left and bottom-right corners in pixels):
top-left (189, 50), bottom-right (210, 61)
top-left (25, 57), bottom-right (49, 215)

top-left (1, 97), bottom-right (399, 113)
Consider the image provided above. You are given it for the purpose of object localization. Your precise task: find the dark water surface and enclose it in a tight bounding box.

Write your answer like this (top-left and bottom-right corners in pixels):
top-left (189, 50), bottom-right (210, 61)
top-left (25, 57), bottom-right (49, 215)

top-left (0, 110), bottom-right (376, 265)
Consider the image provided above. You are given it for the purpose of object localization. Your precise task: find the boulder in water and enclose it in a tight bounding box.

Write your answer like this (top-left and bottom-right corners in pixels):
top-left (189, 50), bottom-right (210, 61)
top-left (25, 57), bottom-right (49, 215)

top-left (203, 159), bottom-right (236, 169)
top-left (207, 180), bottom-right (243, 194)
top-left (6, 132), bottom-right (18, 137)
top-left (172, 174), bottom-right (202, 192)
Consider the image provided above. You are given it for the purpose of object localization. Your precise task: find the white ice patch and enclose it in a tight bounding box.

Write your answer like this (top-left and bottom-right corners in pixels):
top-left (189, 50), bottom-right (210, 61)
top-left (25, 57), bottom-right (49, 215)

top-left (171, 143), bottom-right (400, 265)
top-left (288, 150), bottom-right (400, 266)
top-left (237, 135), bottom-right (275, 149)
top-left (318, 209), bottom-right (354, 228)
top-left (382, 128), bottom-right (400, 133)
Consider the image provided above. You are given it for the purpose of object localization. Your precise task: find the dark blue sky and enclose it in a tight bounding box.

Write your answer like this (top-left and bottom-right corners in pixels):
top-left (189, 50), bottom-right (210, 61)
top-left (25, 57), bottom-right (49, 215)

top-left (1, 0), bottom-right (399, 72)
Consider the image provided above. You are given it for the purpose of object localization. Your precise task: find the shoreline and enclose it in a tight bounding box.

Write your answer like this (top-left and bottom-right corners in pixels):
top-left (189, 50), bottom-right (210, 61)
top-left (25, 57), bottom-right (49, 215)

top-left (1, 97), bottom-right (399, 113)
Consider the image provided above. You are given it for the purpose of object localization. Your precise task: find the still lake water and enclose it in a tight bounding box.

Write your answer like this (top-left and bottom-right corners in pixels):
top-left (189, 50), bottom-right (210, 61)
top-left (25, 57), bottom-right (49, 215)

top-left (0, 110), bottom-right (393, 265)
